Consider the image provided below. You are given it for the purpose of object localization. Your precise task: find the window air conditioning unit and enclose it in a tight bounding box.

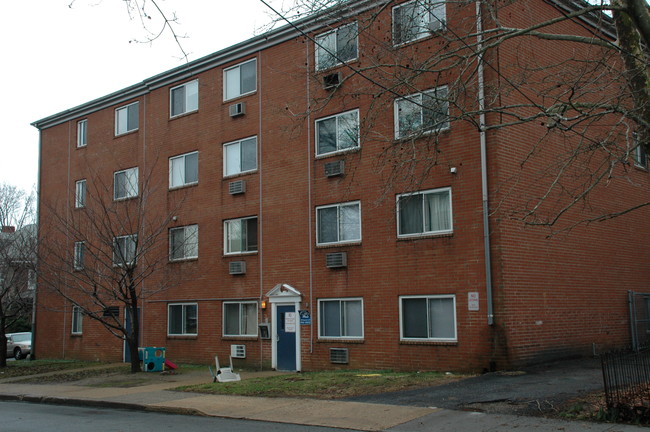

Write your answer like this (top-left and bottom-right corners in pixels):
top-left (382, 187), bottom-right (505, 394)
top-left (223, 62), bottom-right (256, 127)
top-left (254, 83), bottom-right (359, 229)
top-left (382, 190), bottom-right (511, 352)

top-left (229, 261), bottom-right (246, 275)
top-left (324, 160), bottom-right (345, 177)
top-left (326, 252), bottom-right (347, 268)
top-left (323, 72), bottom-right (341, 90)
top-left (428, 20), bottom-right (445, 32)
top-left (330, 348), bottom-right (349, 364)
top-left (229, 102), bottom-right (246, 117)
top-left (228, 180), bottom-right (246, 195)
top-left (231, 344), bottom-right (246, 359)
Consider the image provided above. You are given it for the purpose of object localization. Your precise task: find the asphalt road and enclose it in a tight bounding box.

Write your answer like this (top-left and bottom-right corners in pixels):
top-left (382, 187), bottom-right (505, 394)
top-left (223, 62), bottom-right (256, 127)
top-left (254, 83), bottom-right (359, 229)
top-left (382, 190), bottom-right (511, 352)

top-left (0, 401), bottom-right (359, 432)
top-left (346, 357), bottom-right (603, 416)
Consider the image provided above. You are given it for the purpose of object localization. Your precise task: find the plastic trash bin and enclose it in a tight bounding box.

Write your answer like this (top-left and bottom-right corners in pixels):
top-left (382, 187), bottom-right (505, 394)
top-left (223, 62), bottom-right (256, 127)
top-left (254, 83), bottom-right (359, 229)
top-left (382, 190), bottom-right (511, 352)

top-left (140, 347), bottom-right (165, 372)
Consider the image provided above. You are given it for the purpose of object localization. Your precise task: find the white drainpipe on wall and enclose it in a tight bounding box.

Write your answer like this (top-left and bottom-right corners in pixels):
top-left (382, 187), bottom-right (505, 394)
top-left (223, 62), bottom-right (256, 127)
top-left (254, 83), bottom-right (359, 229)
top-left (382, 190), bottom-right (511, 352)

top-left (476, 0), bottom-right (494, 326)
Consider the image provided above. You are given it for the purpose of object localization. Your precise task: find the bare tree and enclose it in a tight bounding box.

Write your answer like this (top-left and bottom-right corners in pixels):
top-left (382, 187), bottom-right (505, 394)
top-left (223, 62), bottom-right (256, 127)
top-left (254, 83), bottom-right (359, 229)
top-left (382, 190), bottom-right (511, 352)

top-left (38, 167), bottom-right (189, 373)
top-left (263, 0), bottom-right (650, 232)
top-left (0, 184), bottom-right (36, 367)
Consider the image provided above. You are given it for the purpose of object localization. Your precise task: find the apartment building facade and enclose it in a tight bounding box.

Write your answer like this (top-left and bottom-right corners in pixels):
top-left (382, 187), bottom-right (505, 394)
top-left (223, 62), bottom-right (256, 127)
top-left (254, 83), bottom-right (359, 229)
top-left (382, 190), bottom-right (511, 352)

top-left (32, 0), bottom-right (650, 371)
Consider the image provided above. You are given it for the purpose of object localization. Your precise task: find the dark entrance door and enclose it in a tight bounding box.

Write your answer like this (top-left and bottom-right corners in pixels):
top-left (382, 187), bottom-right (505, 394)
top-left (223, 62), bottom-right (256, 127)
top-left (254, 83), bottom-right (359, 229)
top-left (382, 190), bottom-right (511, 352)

top-left (276, 305), bottom-right (296, 371)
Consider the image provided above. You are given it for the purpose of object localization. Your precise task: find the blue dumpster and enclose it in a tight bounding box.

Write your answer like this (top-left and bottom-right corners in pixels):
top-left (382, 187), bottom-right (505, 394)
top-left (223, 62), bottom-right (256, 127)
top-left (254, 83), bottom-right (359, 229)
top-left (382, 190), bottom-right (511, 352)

top-left (140, 347), bottom-right (165, 372)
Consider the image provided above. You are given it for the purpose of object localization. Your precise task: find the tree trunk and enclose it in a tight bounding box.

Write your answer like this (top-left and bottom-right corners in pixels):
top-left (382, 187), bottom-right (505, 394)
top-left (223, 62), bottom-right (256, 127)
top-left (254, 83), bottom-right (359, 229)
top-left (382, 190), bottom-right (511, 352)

top-left (127, 296), bottom-right (141, 373)
top-left (0, 326), bottom-right (7, 368)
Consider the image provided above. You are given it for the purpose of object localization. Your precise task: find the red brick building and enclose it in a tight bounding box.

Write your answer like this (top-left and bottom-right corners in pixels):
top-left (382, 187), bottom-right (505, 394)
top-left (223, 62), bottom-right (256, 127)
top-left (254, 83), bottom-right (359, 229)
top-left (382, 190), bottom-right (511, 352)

top-left (32, 0), bottom-right (650, 372)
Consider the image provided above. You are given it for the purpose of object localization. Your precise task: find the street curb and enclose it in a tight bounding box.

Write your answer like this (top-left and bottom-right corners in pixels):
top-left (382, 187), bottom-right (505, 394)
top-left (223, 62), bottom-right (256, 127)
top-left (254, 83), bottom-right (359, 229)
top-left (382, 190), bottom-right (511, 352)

top-left (0, 393), bottom-right (207, 417)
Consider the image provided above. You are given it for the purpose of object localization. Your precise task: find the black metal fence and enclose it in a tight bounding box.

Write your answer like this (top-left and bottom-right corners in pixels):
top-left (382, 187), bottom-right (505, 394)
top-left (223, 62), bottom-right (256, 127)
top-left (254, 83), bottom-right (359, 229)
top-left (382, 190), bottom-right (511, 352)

top-left (601, 348), bottom-right (650, 420)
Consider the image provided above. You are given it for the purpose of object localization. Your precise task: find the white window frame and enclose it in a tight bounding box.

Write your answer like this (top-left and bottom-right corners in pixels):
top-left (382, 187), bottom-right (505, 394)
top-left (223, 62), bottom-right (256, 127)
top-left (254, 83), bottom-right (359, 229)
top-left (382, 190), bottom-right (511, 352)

top-left (394, 86), bottom-right (449, 139)
top-left (397, 187), bottom-right (453, 237)
top-left (315, 22), bottom-right (358, 71)
top-left (634, 141), bottom-right (648, 169)
top-left (223, 301), bottom-right (259, 337)
top-left (167, 303), bottom-right (198, 336)
top-left (318, 298), bottom-right (364, 339)
top-left (169, 151), bottom-right (199, 189)
top-left (113, 234), bottom-right (137, 266)
top-left (399, 294), bottom-right (457, 342)
top-left (224, 216), bottom-right (258, 255)
top-left (75, 179), bottom-right (86, 208)
top-left (113, 167), bottom-right (139, 200)
top-left (392, 0), bottom-right (446, 46)
top-left (77, 119), bottom-right (87, 148)
top-left (71, 305), bottom-right (83, 335)
top-left (315, 109), bottom-right (360, 156)
top-left (170, 80), bottom-right (199, 118)
top-left (316, 201), bottom-right (361, 246)
top-left (169, 225), bottom-right (199, 261)
top-left (223, 136), bottom-right (257, 177)
top-left (73, 241), bottom-right (85, 271)
top-left (223, 58), bottom-right (257, 101)
top-left (115, 101), bottom-right (139, 136)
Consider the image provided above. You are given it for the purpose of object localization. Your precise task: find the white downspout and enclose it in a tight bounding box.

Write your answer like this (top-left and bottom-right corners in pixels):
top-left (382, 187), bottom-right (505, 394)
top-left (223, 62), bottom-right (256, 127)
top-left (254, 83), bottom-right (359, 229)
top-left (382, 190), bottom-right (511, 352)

top-left (477, 0), bottom-right (494, 325)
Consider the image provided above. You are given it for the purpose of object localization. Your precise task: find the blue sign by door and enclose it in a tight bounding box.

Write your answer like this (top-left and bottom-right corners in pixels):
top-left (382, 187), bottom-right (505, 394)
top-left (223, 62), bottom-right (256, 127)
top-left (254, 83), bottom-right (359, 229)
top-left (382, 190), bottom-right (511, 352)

top-left (276, 305), bottom-right (296, 371)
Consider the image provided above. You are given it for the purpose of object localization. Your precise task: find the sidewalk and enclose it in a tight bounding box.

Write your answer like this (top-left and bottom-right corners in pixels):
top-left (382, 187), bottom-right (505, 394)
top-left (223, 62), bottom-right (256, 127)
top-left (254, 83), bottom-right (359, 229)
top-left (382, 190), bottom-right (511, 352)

top-left (0, 366), bottom-right (646, 431)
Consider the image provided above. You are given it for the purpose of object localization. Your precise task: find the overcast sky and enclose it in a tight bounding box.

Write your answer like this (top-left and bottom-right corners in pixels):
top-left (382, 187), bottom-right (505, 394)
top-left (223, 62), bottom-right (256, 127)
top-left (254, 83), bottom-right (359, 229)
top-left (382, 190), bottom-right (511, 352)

top-left (1, 0), bottom-right (288, 194)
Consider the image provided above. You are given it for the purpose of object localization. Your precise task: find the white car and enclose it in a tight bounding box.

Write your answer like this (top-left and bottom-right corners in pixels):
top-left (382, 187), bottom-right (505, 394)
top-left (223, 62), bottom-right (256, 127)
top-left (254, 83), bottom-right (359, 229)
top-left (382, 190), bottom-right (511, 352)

top-left (6, 332), bottom-right (31, 360)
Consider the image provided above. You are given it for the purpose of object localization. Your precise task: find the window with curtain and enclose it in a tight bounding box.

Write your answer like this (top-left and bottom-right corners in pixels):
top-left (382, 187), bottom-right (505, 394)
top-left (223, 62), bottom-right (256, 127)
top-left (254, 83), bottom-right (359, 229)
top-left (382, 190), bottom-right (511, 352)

top-left (169, 151), bottom-right (199, 188)
top-left (393, 0), bottom-right (446, 45)
top-left (113, 167), bottom-right (138, 200)
top-left (223, 302), bottom-right (258, 336)
top-left (224, 216), bottom-right (258, 254)
top-left (319, 298), bottom-right (363, 338)
top-left (223, 137), bottom-right (257, 176)
top-left (75, 179), bottom-right (86, 208)
top-left (73, 241), bottom-right (85, 271)
top-left (395, 86), bottom-right (449, 138)
top-left (168, 303), bottom-right (198, 335)
top-left (169, 225), bottom-right (199, 261)
top-left (397, 188), bottom-right (452, 236)
top-left (77, 119), bottom-right (87, 147)
top-left (170, 80), bottom-right (199, 117)
top-left (224, 59), bottom-right (257, 101)
top-left (115, 102), bottom-right (139, 135)
top-left (400, 295), bottom-right (456, 341)
top-left (71, 306), bottom-right (83, 335)
top-left (315, 109), bottom-right (359, 156)
top-left (315, 22), bottom-right (358, 70)
top-left (316, 201), bottom-right (361, 245)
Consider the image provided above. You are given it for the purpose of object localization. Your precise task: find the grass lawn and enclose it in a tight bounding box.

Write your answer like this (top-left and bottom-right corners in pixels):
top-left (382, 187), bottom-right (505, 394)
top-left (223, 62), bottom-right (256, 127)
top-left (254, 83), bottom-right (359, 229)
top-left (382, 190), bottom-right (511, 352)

top-left (0, 359), bottom-right (105, 379)
top-left (178, 370), bottom-right (465, 399)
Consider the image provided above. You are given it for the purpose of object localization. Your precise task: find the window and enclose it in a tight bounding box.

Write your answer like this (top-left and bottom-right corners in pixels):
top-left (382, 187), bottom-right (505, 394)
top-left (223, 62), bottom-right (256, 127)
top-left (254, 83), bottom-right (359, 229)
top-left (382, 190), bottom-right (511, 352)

top-left (223, 302), bottom-right (258, 336)
top-left (113, 234), bottom-right (137, 266)
top-left (115, 102), bottom-right (139, 135)
top-left (223, 137), bottom-right (257, 177)
top-left (73, 241), bottom-right (85, 270)
top-left (395, 86), bottom-right (449, 138)
top-left (315, 22), bottom-right (358, 71)
top-left (316, 201), bottom-right (361, 245)
top-left (114, 167), bottom-right (138, 200)
top-left (318, 298), bottom-right (363, 339)
top-left (393, 0), bottom-right (446, 45)
top-left (400, 295), bottom-right (456, 341)
top-left (634, 143), bottom-right (648, 168)
top-left (77, 119), bottom-right (87, 147)
top-left (170, 80), bottom-right (199, 117)
top-left (169, 225), bottom-right (199, 261)
top-left (72, 306), bottom-right (83, 335)
top-left (170, 151), bottom-right (198, 188)
top-left (168, 303), bottom-right (198, 336)
top-left (224, 216), bottom-right (258, 254)
top-left (224, 59), bottom-right (257, 101)
top-left (75, 179), bottom-right (86, 208)
top-left (316, 110), bottom-right (359, 156)
top-left (397, 187), bottom-right (452, 236)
